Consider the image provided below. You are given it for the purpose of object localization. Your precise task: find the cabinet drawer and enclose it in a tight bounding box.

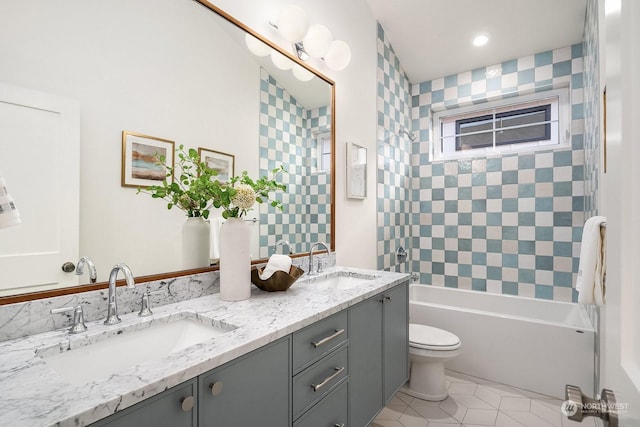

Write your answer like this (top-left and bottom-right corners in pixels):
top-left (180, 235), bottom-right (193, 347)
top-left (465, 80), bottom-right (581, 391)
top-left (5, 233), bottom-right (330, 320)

top-left (293, 310), bottom-right (348, 373)
top-left (293, 344), bottom-right (349, 419)
top-left (293, 379), bottom-right (348, 427)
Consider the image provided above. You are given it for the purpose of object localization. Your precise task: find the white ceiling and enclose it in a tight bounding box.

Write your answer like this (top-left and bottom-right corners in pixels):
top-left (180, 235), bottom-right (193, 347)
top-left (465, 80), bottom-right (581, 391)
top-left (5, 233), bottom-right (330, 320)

top-left (366, 0), bottom-right (587, 84)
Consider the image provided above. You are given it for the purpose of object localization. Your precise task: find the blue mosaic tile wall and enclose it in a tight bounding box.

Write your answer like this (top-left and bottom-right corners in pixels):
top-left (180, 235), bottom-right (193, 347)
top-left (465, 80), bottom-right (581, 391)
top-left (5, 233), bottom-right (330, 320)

top-left (376, 23), bottom-right (413, 272)
top-left (583, 0), bottom-right (601, 217)
top-left (258, 69), bottom-right (331, 258)
top-left (375, 23), bottom-right (589, 302)
top-left (410, 45), bottom-right (586, 302)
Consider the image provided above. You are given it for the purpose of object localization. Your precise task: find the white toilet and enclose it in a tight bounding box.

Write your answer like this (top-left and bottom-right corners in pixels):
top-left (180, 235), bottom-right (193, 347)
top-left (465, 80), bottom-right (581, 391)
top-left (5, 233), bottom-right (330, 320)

top-left (402, 323), bottom-right (462, 401)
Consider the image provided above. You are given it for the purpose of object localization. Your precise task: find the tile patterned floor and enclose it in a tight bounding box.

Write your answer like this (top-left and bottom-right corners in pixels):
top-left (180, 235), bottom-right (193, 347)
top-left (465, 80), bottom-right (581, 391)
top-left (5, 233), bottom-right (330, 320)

top-left (370, 370), bottom-right (602, 427)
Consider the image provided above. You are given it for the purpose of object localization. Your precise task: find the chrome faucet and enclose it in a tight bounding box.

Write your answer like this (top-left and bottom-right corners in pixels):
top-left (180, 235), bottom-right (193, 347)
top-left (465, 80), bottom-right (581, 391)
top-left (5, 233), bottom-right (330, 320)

top-left (75, 256), bottom-right (97, 283)
top-left (275, 239), bottom-right (292, 255)
top-left (104, 263), bottom-right (136, 325)
top-left (308, 242), bottom-right (330, 275)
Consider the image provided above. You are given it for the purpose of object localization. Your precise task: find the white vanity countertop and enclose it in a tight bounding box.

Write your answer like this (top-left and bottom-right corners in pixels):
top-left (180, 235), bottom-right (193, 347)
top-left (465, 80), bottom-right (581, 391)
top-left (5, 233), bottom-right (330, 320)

top-left (0, 267), bottom-right (409, 427)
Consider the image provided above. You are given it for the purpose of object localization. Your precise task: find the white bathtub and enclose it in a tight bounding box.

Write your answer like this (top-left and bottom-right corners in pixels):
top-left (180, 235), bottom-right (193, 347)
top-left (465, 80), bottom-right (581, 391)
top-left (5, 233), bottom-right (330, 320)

top-left (409, 284), bottom-right (594, 399)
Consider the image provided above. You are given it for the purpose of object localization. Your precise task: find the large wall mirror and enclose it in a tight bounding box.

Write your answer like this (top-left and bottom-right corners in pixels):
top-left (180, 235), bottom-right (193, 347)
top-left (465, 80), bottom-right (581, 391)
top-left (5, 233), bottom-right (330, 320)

top-left (0, 0), bottom-right (335, 301)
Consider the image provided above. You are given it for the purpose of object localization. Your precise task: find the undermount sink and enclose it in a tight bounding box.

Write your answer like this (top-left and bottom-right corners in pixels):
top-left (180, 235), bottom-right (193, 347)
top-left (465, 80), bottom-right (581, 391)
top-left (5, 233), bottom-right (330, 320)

top-left (38, 314), bottom-right (237, 385)
top-left (309, 271), bottom-right (381, 289)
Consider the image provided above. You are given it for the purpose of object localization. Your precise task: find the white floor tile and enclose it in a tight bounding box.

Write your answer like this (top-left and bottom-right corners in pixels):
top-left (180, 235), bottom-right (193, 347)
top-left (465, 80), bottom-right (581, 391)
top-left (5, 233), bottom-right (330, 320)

top-left (463, 409), bottom-right (498, 425)
top-left (502, 410), bottom-right (555, 427)
top-left (499, 397), bottom-right (531, 412)
top-left (372, 373), bottom-right (586, 427)
top-left (411, 405), bottom-right (461, 423)
top-left (397, 407), bottom-right (429, 427)
top-left (451, 394), bottom-right (497, 410)
top-left (494, 412), bottom-right (527, 427)
top-left (439, 396), bottom-right (468, 422)
top-left (376, 406), bottom-right (405, 421)
top-left (449, 382), bottom-right (479, 395)
top-left (474, 385), bottom-right (503, 409)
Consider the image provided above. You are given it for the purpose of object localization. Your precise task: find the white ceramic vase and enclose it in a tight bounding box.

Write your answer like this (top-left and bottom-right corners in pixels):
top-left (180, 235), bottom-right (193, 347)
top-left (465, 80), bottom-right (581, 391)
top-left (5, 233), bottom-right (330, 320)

top-left (219, 217), bottom-right (251, 301)
top-left (182, 216), bottom-right (211, 269)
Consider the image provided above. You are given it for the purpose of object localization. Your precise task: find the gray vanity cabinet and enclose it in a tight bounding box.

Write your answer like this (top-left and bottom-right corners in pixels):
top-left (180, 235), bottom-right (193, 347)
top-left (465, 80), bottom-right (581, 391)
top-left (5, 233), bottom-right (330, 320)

top-left (383, 282), bottom-right (409, 401)
top-left (198, 336), bottom-right (291, 427)
top-left (89, 379), bottom-right (197, 427)
top-left (349, 281), bottom-right (409, 426)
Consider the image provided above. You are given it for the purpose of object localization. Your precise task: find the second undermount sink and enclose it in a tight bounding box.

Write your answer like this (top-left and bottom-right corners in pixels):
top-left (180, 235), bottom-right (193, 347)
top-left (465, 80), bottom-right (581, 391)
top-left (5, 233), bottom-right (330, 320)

top-left (309, 271), bottom-right (381, 290)
top-left (38, 314), bottom-right (237, 385)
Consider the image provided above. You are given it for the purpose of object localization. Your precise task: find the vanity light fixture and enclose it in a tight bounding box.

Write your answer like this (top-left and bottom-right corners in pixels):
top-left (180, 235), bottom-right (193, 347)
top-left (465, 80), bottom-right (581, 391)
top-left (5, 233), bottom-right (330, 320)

top-left (472, 34), bottom-right (489, 47)
top-left (254, 4), bottom-right (351, 77)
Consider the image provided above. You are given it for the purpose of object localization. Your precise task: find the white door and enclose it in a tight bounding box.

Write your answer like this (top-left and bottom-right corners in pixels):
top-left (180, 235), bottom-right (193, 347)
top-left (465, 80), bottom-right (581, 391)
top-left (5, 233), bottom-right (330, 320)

top-left (0, 83), bottom-right (80, 296)
top-left (600, 0), bottom-right (640, 424)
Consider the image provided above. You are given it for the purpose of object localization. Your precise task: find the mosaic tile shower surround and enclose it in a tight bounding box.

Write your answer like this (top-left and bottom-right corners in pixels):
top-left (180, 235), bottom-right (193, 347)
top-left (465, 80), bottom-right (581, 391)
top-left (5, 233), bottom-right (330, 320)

top-left (583, 0), bottom-right (601, 218)
top-left (410, 43), bottom-right (586, 302)
top-left (258, 69), bottom-right (331, 258)
top-left (376, 19), bottom-right (589, 301)
top-left (376, 23), bottom-right (413, 273)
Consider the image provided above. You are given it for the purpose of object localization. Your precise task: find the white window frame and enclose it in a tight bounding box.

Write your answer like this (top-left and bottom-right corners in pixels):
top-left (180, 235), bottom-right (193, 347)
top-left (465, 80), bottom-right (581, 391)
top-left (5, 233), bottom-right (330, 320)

top-left (316, 131), bottom-right (332, 172)
top-left (430, 88), bottom-right (571, 162)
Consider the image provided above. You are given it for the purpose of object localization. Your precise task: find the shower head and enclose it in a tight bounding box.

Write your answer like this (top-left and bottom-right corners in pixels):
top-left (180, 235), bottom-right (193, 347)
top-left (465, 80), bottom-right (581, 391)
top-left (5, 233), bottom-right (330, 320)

top-left (400, 127), bottom-right (417, 142)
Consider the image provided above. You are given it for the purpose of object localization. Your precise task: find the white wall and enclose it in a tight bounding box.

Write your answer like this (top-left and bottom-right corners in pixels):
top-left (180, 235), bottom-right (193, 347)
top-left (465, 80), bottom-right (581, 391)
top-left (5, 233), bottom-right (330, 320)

top-left (0, 0), bottom-right (380, 283)
top-left (212, 0), bottom-right (380, 269)
top-left (0, 0), bottom-right (261, 278)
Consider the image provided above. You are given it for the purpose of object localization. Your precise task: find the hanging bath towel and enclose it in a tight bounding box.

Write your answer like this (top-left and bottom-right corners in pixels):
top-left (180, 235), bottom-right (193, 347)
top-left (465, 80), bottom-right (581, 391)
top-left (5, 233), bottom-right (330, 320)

top-left (0, 169), bottom-right (22, 229)
top-left (576, 216), bottom-right (607, 305)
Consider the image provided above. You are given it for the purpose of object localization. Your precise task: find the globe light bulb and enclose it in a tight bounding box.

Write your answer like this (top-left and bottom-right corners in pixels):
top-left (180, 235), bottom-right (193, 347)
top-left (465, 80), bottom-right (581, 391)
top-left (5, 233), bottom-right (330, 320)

top-left (245, 33), bottom-right (271, 57)
top-left (324, 40), bottom-right (351, 71)
top-left (270, 50), bottom-right (294, 70)
top-left (302, 24), bottom-right (332, 58)
top-left (292, 64), bottom-right (314, 81)
top-left (276, 5), bottom-right (309, 42)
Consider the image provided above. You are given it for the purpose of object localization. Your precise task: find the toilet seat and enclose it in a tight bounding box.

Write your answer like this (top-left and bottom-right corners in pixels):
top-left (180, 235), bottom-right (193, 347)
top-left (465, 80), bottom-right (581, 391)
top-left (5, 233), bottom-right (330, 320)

top-left (409, 324), bottom-right (461, 351)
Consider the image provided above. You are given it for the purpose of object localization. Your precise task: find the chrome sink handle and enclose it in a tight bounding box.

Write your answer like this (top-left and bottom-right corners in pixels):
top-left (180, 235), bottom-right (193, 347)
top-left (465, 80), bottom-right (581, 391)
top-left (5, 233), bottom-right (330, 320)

top-left (51, 305), bottom-right (87, 334)
top-left (104, 263), bottom-right (136, 325)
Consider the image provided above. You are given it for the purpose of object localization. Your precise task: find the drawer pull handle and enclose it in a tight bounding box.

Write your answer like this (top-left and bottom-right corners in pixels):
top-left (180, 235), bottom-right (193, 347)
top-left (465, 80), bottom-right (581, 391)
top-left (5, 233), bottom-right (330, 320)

top-left (334, 424), bottom-right (345, 427)
top-left (311, 328), bottom-right (345, 348)
top-left (311, 366), bottom-right (345, 392)
top-left (180, 396), bottom-right (195, 412)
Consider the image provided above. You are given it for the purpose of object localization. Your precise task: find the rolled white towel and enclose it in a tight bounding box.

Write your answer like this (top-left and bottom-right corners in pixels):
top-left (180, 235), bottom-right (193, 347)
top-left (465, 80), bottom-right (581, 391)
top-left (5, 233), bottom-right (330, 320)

top-left (576, 216), bottom-right (607, 305)
top-left (260, 254), bottom-right (292, 280)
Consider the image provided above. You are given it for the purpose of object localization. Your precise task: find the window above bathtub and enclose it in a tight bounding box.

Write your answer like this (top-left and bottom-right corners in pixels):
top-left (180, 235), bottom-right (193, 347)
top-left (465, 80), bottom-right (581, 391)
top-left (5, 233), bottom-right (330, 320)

top-left (431, 88), bottom-right (570, 162)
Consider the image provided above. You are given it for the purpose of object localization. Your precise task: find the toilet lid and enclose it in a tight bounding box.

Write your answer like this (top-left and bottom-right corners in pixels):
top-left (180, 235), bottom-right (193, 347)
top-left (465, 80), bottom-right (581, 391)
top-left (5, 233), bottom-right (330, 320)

top-left (409, 324), bottom-right (461, 350)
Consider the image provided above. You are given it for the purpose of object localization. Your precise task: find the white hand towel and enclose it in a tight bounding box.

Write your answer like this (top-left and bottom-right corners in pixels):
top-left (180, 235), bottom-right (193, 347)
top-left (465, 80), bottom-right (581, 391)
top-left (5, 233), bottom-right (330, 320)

top-left (209, 217), bottom-right (224, 261)
top-left (576, 216), bottom-right (607, 305)
top-left (0, 172), bottom-right (22, 230)
top-left (259, 254), bottom-right (292, 280)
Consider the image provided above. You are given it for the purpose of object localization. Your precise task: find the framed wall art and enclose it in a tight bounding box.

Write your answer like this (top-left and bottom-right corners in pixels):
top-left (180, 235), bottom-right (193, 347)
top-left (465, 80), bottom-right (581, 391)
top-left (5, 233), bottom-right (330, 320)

top-left (121, 131), bottom-right (174, 188)
top-left (198, 148), bottom-right (235, 183)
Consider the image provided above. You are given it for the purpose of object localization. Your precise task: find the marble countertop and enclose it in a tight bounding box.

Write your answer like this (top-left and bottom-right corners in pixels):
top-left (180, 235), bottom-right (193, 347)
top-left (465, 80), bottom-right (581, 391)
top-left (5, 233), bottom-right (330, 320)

top-left (0, 266), bottom-right (409, 427)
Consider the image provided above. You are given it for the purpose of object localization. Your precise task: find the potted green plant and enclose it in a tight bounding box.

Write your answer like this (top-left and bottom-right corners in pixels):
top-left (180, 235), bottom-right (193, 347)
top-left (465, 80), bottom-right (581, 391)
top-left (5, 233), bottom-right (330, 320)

top-left (138, 145), bottom-right (287, 280)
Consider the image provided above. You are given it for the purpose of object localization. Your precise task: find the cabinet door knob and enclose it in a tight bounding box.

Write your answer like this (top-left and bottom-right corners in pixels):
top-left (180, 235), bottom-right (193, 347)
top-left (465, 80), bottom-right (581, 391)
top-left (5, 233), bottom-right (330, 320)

top-left (210, 381), bottom-right (224, 396)
top-left (180, 395), bottom-right (195, 412)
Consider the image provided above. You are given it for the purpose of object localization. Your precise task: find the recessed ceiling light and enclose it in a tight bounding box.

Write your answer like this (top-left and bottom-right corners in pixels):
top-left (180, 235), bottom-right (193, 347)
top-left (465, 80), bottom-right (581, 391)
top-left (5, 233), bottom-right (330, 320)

top-left (473, 34), bottom-right (489, 47)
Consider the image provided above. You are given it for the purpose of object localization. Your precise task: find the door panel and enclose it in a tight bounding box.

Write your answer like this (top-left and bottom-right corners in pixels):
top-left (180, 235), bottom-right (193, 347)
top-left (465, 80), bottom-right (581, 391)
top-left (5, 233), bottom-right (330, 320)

top-left (0, 83), bottom-right (79, 295)
top-left (601, 0), bottom-right (640, 423)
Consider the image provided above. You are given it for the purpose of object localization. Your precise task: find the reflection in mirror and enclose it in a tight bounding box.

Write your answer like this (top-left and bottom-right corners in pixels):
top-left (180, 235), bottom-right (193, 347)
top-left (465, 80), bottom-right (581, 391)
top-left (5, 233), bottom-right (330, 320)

top-left (0, 0), bottom-right (334, 298)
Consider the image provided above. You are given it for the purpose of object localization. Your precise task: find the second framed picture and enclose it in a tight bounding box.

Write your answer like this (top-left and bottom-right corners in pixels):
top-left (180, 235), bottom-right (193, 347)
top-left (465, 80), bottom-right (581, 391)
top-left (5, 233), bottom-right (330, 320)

top-left (198, 148), bottom-right (235, 183)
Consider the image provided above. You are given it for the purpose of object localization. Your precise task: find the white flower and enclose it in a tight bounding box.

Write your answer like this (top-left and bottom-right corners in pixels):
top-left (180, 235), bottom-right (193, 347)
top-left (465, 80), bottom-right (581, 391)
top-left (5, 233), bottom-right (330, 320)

top-left (232, 184), bottom-right (256, 209)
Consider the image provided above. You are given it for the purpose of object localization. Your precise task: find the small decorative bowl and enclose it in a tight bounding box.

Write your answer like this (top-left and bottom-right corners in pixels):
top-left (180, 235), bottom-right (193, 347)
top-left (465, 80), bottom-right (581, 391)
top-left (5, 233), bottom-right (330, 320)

top-left (251, 265), bottom-right (305, 292)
